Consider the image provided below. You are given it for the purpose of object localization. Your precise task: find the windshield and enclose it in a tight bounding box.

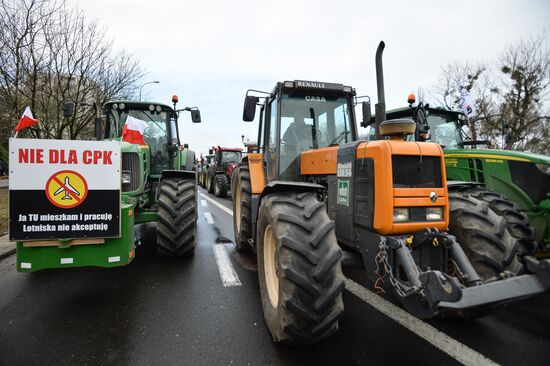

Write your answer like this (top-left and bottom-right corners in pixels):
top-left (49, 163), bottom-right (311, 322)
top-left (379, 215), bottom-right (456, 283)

top-left (107, 107), bottom-right (172, 174)
top-left (221, 151), bottom-right (241, 164)
top-left (427, 114), bottom-right (462, 149)
top-left (279, 94), bottom-right (352, 179)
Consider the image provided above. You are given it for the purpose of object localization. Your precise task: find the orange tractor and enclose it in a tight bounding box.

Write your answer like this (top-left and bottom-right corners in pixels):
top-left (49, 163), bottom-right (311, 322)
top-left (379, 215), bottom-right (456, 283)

top-left (232, 42), bottom-right (550, 345)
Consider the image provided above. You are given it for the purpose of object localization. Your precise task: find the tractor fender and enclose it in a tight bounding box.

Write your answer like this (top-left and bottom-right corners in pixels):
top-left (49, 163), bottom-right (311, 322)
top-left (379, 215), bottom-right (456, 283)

top-left (446, 180), bottom-right (484, 191)
top-left (161, 170), bottom-right (196, 181)
top-left (260, 181), bottom-right (325, 200)
top-left (246, 181), bottom-right (326, 250)
top-left (183, 149), bottom-right (196, 171)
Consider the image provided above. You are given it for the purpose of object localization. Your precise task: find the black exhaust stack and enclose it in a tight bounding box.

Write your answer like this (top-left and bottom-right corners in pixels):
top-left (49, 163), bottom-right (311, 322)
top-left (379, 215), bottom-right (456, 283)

top-left (374, 41), bottom-right (386, 139)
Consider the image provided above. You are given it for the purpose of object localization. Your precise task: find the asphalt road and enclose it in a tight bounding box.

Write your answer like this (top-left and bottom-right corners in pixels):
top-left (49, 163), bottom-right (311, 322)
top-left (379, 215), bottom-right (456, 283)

top-left (0, 186), bottom-right (549, 366)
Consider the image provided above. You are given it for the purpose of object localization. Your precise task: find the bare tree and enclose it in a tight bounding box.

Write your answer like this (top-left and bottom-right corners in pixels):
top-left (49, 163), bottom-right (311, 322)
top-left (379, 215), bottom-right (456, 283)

top-left (429, 35), bottom-right (550, 153)
top-left (0, 0), bottom-right (144, 147)
top-left (496, 35), bottom-right (550, 154)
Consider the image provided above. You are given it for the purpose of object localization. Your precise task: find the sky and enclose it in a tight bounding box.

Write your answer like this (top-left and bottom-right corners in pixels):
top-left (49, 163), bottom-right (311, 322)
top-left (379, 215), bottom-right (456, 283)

top-left (72, 0), bottom-right (549, 156)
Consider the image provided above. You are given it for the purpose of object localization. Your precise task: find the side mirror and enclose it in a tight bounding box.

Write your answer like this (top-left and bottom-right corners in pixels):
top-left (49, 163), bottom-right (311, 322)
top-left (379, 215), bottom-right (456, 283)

top-left (184, 143), bottom-right (189, 149)
top-left (208, 148), bottom-right (213, 155)
top-left (63, 102), bottom-right (74, 117)
top-left (360, 101), bottom-right (373, 127)
top-left (243, 95), bottom-right (258, 122)
top-left (191, 109), bottom-right (201, 123)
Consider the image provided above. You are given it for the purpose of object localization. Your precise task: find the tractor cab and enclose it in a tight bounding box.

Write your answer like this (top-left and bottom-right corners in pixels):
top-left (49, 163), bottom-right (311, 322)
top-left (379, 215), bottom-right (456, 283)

top-left (243, 80), bottom-right (357, 181)
top-left (367, 105), bottom-right (466, 149)
top-left (104, 101), bottom-right (183, 174)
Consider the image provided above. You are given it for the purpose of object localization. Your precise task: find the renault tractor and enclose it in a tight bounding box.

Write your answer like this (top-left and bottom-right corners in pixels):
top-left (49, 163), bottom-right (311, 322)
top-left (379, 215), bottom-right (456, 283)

top-left (12, 96), bottom-right (201, 272)
top-left (231, 42), bottom-right (550, 345)
top-left (373, 102), bottom-right (549, 260)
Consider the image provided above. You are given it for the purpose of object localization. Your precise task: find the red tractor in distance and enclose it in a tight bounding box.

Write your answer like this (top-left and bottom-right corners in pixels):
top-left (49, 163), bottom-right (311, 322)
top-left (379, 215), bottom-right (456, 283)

top-left (206, 146), bottom-right (242, 198)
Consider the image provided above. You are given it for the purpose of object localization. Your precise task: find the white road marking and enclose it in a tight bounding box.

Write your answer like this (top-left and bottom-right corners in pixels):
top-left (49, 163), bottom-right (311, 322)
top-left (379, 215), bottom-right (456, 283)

top-left (199, 193), bottom-right (233, 216)
top-left (212, 244), bottom-right (242, 287)
top-left (344, 278), bottom-right (499, 366)
top-left (200, 199), bottom-right (207, 207)
top-left (204, 212), bottom-right (215, 224)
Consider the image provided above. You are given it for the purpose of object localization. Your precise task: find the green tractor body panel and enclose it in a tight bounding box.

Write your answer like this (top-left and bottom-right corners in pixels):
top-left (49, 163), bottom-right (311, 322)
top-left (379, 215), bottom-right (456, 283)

top-left (15, 98), bottom-right (198, 271)
top-left (17, 203), bottom-right (135, 273)
top-left (381, 106), bottom-right (550, 250)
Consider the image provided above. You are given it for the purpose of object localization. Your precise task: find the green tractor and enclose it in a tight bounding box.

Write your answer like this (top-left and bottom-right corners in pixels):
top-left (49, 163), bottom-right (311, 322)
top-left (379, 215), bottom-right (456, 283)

top-left (13, 96), bottom-right (201, 272)
top-left (374, 103), bottom-right (549, 263)
top-left (102, 97), bottom-right (201, 257)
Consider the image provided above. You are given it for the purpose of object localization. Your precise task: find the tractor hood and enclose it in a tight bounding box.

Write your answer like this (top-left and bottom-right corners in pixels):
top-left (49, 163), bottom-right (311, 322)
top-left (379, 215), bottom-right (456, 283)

top-left (444, 148), bottom-right (550, 165)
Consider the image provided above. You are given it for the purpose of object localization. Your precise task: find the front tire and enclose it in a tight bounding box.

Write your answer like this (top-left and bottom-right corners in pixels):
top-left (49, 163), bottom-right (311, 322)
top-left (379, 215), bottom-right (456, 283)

top-left (461, 187), bottom-right (536, 256)
top-left (449, 190), bottom-right (523, 282)
top-left (232, 165), bottom-right (253, 253)
top-left (157, 178), bottom-right (196, 257)
top-left (257, 192), bottom-right (344, 345)
top-left (214, 174), bottom-right (229, 198)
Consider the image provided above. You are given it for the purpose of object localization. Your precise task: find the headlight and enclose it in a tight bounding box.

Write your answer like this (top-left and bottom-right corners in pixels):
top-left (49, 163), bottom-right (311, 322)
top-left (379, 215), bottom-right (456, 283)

top-left (426, 207), bottom-right (443, 221)
top-left (121, 170), bottom-right (132, 185)
top-left (393, 208), bottom-right (409, 222)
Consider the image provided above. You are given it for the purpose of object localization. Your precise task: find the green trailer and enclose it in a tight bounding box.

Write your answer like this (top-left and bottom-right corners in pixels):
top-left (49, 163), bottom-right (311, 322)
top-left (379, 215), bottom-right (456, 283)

top-left (11, 97), bottom-right (201, 272)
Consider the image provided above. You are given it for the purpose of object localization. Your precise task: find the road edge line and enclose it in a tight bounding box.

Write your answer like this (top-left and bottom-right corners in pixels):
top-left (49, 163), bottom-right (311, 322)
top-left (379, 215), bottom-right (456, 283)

top-left (344, 278), bottom-right (500, 366)
top-left (199, 193), bottom-right (233, 216)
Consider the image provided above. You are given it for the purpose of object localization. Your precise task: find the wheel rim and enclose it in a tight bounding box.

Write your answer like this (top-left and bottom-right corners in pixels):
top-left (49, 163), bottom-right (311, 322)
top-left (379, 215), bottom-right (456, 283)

top-left (235, 179), bottom-right (242, 234)
top-left (263, 224), bottom-right (279, 308)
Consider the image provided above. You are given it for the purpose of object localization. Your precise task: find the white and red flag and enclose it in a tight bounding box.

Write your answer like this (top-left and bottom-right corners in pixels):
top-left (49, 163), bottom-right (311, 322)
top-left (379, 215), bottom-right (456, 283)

top-left (122, 116), bottom-right (149, 145)
top-left (458, 80), bottom-right (477, 119)
top-left (15, 106), bottom-right (39, 132)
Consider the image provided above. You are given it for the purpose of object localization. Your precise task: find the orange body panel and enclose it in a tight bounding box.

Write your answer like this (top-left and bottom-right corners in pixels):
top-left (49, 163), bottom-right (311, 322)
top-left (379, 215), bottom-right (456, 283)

top-left (355, 140), bottom-right (449, 235)
top-left (247, 153), bottom-right (265, 194)
top-left (300, 147), bottom-right (338, 175)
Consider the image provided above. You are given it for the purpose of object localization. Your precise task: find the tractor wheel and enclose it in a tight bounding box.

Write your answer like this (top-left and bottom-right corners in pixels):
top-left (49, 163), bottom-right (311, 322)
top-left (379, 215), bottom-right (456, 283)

top-left (157, 177), bottom-right (196, 257)
top-left (462, 187), bottom-right (536, 256)
top-left (214, 174), bottom-right (229, 198)
top-left (257, 191), bottom-right (344, 345)
top-left (232, 165), bottom-right (253, 253)
top-left (448, 190), bottom-right (523, 282)
top-left (207, 174), bottom-right (214, 194)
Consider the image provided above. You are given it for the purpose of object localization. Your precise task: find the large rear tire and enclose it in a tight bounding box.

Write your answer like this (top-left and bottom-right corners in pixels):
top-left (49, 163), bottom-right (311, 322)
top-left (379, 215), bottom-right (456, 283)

top-left (157, 178), bottom-right (196, 257)
top-left (448, 190), bottom-right (523, 282)
top-left (257, 192), bottom-right (344, 345)
top-left (232, 164), bottom-right (253, 253)
top-left (214, 174), bottom-right (229, 198)
top-left (460, 187), bottom-right (536, 256)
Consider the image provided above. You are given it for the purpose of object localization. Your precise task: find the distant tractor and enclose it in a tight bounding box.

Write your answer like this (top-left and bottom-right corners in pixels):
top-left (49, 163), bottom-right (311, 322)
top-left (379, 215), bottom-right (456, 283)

top-left (232, 42), bottom-right (550, 345)
top-left (206, 146), bottom-right (242, 198)
top-left (13, 96), bottom-right (202, 272)
top-left (377, 102), bottom-right (549, 258)
top-left (199, 154), bottom-right (214, 188)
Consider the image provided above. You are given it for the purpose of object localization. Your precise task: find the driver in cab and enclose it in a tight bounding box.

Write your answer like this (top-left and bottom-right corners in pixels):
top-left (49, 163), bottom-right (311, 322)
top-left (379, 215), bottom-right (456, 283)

top-left (282, 115), bottom-right (315, 153)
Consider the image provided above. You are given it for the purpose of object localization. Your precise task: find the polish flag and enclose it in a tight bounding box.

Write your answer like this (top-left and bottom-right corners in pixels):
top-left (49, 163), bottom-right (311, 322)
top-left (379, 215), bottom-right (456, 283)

top-left (15, 106), bottom-right (39, 132)
top-left (122, 116), bottom-right (149, 145)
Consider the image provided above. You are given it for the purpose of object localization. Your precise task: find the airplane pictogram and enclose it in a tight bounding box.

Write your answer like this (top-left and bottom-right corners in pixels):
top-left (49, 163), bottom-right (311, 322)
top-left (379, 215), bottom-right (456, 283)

top-left (45, 170), bottom-right (88, 209)
top-left (53, 176), bottom-right (81, 200)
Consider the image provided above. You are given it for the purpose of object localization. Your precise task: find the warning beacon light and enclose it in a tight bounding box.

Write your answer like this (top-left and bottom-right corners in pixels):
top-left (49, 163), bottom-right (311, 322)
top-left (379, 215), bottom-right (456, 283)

top-left (407, 93), bottom-right (416, 106)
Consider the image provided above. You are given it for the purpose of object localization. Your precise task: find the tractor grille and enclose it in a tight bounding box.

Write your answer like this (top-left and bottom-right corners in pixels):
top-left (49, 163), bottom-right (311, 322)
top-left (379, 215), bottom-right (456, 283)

top-left (392, 155), bottom-right (442, 188)
top-left (122, 152), bottom-right (141, 192)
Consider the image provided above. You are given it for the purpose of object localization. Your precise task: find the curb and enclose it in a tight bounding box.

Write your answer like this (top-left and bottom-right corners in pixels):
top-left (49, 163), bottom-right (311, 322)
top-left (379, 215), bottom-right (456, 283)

top-left (0, 247), bottom-right (16, 260)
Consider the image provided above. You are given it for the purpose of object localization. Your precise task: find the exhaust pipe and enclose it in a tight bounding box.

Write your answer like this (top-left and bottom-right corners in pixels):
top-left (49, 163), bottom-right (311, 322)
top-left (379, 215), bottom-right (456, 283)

top-left (374, 41), bottom-right (386, 139)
